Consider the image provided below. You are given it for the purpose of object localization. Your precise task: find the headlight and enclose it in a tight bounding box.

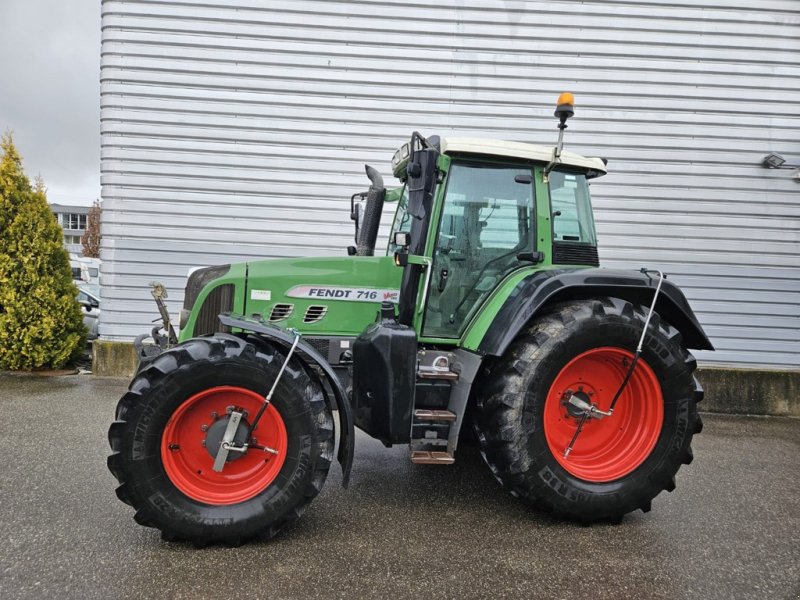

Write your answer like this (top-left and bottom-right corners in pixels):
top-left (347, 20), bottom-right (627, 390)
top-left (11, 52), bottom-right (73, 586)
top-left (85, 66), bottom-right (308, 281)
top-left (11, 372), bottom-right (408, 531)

top-left (179, 308), bottom-right (191, 330)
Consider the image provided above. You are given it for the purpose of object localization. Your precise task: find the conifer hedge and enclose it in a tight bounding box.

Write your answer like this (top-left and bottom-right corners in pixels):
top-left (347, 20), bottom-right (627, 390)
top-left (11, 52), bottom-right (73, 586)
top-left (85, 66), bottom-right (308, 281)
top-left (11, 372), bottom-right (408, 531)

top-left (0, 134), bottom-right (86, 370)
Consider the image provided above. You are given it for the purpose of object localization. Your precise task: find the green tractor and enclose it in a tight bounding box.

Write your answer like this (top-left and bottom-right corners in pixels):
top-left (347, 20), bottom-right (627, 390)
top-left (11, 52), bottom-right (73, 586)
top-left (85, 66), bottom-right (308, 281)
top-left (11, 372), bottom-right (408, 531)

top-left (108, 94), bottom-right (711, 545)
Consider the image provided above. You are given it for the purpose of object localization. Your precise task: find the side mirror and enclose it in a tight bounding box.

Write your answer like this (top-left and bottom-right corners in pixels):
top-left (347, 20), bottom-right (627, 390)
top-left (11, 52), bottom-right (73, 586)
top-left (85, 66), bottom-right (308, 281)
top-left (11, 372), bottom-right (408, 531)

top-left (393, 231), bottom-right (410, 248)
top-left (81, 301), bottom-right (92, 312)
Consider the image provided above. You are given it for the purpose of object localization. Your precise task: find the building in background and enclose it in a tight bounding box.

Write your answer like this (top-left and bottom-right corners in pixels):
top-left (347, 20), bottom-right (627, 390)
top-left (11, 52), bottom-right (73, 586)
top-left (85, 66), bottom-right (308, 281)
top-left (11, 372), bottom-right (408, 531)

top-left (99, 0), bottom-right (799, 370)
top-left (50, 203), bottom-right (89, 255)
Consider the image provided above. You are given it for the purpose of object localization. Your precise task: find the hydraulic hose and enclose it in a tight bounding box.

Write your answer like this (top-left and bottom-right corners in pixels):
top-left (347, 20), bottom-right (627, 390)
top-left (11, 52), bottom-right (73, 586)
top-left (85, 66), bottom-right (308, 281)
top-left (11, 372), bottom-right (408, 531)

top-left (564, 268), bottom-right (665, 458)
top-left (607, 268), bottom-right (665, 414)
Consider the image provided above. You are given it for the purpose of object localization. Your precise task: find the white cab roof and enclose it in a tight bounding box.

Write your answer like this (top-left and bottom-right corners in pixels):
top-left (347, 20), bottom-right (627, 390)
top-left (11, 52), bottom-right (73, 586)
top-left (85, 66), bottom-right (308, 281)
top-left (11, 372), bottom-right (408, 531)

top-left (440, 137), bottom-right (607, 174)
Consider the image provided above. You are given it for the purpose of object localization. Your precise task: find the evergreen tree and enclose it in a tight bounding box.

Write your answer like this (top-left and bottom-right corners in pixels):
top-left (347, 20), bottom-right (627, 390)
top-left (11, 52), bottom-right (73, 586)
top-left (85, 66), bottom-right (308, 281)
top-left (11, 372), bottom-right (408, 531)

top-left (0, 133), bottom-right (86, 370)
top-left (81, 199), bottom-right (101, 258)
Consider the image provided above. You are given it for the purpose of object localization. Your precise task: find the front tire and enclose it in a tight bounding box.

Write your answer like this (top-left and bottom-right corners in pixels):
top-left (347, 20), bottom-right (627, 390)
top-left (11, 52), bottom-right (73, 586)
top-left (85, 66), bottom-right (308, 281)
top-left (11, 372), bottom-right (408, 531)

top-left (107, 334), bottom-right (334, 545)
top-left (473, 297), bottom-right (703, 522)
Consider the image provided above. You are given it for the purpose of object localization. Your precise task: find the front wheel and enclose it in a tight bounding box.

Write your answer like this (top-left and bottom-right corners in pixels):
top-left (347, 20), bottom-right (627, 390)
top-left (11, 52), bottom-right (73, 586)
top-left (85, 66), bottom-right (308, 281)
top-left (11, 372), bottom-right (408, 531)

top-left (107, 334), bottom-right (334, 545)
top-left (473, 297), bottom-right (704, 522)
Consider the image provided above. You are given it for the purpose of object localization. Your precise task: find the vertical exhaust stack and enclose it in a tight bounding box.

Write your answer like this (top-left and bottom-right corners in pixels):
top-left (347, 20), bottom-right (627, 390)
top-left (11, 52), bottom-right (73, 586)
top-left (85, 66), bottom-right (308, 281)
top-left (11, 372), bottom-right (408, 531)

top-left (356, 165), bottom-right (386, 256)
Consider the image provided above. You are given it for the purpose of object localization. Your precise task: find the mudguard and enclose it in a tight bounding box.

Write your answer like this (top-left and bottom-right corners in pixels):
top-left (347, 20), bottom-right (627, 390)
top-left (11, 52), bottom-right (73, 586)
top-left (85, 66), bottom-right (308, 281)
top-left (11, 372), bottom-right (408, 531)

top-left (477, 268), bottom-right (714, 357)
top-left (218, 313), bottom-right (355, 488)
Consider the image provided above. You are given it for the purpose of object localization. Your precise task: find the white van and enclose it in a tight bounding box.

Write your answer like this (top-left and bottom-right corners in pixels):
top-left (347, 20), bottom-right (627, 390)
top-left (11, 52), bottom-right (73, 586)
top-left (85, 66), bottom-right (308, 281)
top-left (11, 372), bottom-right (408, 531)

top-left (69, 255), bottom-right (89, 284)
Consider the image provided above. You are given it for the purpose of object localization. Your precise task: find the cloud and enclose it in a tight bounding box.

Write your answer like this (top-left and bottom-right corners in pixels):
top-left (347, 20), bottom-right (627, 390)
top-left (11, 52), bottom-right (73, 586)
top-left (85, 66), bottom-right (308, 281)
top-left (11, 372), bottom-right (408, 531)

top-left (0, 0), bottom-right (100, 206)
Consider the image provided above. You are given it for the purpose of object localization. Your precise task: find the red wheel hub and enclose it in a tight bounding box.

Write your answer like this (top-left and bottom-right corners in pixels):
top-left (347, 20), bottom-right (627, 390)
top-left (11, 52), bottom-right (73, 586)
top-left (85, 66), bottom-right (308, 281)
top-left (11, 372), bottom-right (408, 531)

top-left (543, 347), bottom-right (663, 482)
top-left (161, 386), bottom-right (287, 505)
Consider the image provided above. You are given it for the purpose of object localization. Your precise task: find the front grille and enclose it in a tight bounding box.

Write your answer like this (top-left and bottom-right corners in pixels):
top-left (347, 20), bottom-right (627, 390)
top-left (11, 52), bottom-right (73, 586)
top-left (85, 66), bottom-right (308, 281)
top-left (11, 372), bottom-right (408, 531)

top-left (183, 264), bottom-right (231, 311)
top-left (304, 305), bottom-right (328, 324)
top-left (194, 284), bottom-right (234, 336)
top-left (268, 303), bottom-right (293, 322)
top-left (305, 337), bottom-right (331, 358)
top-left (552, 242), bottom-right (600, 267)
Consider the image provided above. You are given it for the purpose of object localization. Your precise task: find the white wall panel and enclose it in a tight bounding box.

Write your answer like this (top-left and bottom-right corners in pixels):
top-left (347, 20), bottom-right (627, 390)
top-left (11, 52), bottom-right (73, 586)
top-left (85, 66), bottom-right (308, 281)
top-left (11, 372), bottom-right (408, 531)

top-left (100, 0), bottom-right (800, 368)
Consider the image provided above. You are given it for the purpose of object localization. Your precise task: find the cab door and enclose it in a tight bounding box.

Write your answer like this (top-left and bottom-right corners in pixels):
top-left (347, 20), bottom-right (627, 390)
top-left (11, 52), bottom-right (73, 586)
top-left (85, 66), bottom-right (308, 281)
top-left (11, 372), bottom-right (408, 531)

top-left (423, 161), bottom-right (535, 338)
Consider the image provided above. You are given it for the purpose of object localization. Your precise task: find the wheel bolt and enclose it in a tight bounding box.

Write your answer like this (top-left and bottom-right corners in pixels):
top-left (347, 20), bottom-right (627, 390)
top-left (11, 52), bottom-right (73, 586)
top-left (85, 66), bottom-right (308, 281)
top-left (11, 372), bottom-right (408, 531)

top-left (226, 405), bottom-right (234, 414)
top-left (168, 444), bottom-right (180, 451)
top-left (210, 411), bottom-right (218, 419)
top-left (200, 424), bottom-right (209, 432)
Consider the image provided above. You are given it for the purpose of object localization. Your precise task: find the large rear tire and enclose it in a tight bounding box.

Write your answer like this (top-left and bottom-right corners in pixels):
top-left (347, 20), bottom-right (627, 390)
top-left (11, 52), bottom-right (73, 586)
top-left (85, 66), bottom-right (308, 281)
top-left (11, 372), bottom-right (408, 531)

top-left (107, 334), bottom-right (334, 545)
top-left (473, 297), bottom-right (703, 522)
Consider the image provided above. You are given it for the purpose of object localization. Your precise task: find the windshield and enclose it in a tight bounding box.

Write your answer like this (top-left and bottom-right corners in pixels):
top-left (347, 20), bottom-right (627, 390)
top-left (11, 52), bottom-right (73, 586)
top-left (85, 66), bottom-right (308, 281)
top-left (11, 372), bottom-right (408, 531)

top-left (387, 185), bottom-right (411, 255)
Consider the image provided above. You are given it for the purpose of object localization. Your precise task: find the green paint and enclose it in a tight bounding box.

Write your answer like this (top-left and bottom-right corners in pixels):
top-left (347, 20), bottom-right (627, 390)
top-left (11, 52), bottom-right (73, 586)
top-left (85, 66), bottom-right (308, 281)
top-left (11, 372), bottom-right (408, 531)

top-left (249, 256), bottom-right (401, 336)
top-left (180, 256), bottom-right (403, 340)
top-left (535, 166), bottom-right (554, 267)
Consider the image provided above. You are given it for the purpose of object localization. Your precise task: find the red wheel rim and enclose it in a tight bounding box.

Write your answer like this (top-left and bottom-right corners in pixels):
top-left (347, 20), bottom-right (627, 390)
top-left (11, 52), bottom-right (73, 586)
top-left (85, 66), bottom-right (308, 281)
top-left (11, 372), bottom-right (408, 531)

top-left (161, 386), bottom-right (287, 505)
top-left (543, 347), bottom-right (663, 482)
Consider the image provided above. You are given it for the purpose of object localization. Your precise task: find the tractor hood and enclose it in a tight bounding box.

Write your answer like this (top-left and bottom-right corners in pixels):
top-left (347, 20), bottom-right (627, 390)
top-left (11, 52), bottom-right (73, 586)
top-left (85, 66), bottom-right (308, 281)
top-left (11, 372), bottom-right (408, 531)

top-left (243, 255), bottom-right (402, 337)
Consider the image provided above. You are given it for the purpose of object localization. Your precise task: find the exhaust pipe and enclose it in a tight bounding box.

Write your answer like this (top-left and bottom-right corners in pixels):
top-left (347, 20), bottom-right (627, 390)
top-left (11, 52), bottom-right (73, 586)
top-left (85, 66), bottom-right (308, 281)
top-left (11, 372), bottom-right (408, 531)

top-left (356, 165), bottom-right (386, 256)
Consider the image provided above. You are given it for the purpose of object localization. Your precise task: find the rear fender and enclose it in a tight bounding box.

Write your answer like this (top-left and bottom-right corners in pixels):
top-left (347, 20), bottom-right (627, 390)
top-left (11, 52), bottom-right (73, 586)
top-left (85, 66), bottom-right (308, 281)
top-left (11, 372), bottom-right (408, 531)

top-left (218, 313), bottom-right (355, 488)
top-left (475, 268), bottom-right (714, 357)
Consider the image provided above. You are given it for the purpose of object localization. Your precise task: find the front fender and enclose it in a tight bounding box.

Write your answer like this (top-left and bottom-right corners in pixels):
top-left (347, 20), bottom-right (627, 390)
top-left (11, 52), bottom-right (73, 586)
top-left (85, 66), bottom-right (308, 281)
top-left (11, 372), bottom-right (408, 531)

top-left (218, 313), bottom-right (355, 488)
top-left (474, 268), bottom-right (714, 357)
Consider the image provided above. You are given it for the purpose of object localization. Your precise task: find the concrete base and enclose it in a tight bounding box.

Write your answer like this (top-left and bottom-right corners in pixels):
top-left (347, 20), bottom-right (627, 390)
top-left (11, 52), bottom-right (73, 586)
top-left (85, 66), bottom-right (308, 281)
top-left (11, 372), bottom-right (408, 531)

top-left (92, 340), bottom-right (139, 378)
top-left (696, 367), bottom-right (799, 417)
top-left (91, 341), bottom-right (799, 416)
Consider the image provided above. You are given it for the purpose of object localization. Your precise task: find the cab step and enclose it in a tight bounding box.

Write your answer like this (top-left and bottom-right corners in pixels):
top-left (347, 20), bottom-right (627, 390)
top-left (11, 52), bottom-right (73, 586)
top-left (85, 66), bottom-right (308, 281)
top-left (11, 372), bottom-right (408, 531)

top-left (413, 409), bottom-right (456, 422)
top-left (417, 366), bottom-right (459, 381)
top-left (410, 450), bottom-right (455, 465)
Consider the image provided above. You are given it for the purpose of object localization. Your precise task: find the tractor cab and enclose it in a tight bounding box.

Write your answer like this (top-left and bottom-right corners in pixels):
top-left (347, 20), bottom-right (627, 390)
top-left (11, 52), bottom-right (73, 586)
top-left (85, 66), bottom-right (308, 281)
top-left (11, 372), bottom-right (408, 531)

top-left (349, 121), bottom-right (611, 462)
top-left (390, 137), bottom-right (605, 339)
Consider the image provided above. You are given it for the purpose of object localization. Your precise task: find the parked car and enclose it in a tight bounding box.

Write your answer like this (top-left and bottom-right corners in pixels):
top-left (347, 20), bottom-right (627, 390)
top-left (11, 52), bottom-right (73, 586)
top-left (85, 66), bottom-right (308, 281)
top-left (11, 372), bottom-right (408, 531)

top-left (77, 287), bottom-right (100, 341)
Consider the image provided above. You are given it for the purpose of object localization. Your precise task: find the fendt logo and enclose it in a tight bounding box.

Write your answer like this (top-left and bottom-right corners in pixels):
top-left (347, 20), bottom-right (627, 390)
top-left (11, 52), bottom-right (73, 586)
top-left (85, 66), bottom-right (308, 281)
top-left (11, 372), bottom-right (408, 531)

top-left (286, 285), bottom-right (399, 303)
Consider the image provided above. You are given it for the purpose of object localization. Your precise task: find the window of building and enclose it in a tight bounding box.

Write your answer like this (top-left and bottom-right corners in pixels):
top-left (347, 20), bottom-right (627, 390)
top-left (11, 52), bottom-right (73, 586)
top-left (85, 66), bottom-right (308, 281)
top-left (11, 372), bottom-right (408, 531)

top-left (60, 213), bottom-right (87, 231)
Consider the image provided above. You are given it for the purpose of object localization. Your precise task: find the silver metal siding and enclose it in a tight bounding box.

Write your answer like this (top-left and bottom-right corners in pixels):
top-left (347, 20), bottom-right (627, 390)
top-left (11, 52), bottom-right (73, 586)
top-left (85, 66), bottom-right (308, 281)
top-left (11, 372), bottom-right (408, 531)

top-left (100, 0), bottom-right (800, 368)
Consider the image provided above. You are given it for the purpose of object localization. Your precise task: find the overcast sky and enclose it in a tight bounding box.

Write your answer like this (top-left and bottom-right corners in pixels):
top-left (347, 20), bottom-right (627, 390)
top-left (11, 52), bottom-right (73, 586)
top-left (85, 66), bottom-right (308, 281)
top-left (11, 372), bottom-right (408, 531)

top-left (0, 0), bottom-right (100, 207)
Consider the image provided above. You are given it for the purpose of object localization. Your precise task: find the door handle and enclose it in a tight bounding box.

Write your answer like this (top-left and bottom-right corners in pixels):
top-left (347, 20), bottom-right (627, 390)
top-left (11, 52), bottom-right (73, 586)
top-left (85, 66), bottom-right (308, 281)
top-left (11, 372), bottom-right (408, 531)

top-left (438, 268), bottom-right (449, 292)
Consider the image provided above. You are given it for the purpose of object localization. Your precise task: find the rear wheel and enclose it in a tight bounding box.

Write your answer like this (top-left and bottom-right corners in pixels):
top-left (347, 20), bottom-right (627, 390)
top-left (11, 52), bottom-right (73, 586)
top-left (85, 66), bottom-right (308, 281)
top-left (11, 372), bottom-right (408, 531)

top-left (473, 297), bottom-right (703, 522)
top-left (107, 334), bottom-right (334, 545)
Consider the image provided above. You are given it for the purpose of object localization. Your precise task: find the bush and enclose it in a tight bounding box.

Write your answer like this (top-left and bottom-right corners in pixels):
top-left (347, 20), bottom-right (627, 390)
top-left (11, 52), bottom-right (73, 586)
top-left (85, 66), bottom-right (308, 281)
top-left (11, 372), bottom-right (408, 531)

top-left (0, 133), bottom-right (86, 370)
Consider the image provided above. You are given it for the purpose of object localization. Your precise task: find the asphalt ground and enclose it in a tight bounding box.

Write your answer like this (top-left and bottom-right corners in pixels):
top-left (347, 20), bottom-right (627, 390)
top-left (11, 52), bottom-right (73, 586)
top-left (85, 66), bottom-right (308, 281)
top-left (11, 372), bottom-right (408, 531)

top-left (0, 374), bottom-right (798, 600)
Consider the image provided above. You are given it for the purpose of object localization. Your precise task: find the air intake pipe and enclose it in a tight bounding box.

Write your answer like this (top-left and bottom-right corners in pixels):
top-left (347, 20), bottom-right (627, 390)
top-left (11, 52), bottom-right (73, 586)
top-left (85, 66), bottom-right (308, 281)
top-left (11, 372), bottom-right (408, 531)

top-left (356, 165), bottom-right (386, 256)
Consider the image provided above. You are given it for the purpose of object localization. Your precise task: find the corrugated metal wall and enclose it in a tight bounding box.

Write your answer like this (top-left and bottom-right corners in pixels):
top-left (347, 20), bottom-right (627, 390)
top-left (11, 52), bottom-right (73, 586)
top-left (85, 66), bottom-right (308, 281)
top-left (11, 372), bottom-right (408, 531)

top-left (100, 0), bottom-right (800, 368)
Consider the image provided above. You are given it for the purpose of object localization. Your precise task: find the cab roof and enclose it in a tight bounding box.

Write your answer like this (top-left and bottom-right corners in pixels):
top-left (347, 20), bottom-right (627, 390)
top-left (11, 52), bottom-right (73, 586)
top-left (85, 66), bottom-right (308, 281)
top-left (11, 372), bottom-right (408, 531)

top-left (440, 137), bottom-right (607, 176)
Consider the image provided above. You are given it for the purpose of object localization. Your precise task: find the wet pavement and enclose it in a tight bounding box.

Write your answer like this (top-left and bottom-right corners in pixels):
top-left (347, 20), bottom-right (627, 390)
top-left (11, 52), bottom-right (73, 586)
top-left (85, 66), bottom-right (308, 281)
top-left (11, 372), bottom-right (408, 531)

top-left (0, 373), bottom-right (798, 599)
